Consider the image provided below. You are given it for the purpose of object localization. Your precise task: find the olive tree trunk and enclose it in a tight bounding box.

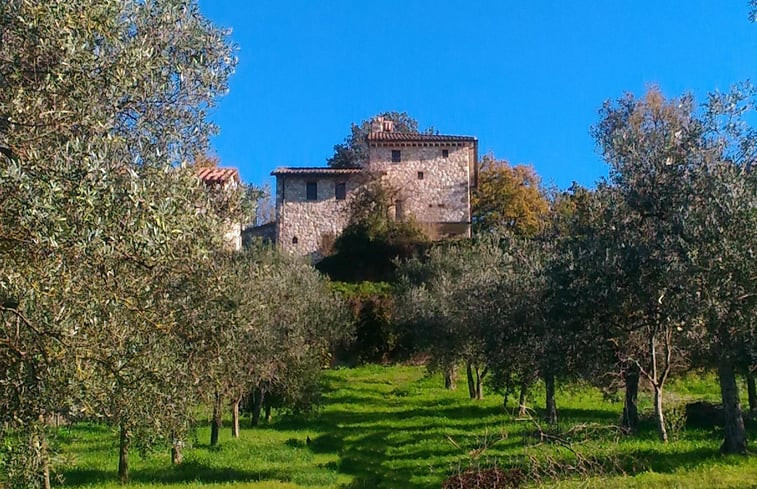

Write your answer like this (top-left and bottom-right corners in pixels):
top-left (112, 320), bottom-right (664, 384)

top-left (210, 391), bottom-right (222, 446)
top-left (118, 423), bottom-right (130, 483)
top-left (264, 404), bottom-right (272, 423)
top-left (34, 419), bottom-right (51, 489)
top-left (444, 364), bottom-right (457, 390)
top-left (652, 384), bottom-right (667, 442)
top-left (518, 382), bottom-right (528, 417)
top-left (719, 357), bottom-right (747, 454)
top-left (745, 368), bottom-right (756, 413)
top-left (474, 366), bottom-right (487, 400)
top-left (544, 370), bottom-right (557, 425)
top-left (251, 387), bottom-right (264, 427)
top-left (649, 332), bottom-right (668, 442)
top-left (622, 365), bottom-right (640, 432)
top-left (637, 326), bottom-right (671, 443)
top-left (231, 396), bottom-right (241, 438)
top-left (171, 437), bottom-right (183, 465)
top-left (466, 362), bottom-right (476, 399)
top-left (465, 362), bottom-right (486, 400)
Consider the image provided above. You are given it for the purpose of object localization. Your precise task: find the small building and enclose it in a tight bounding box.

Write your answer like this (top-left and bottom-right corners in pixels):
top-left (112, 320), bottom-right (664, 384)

top-left (272, 167), bottom-right (365, 259)
top-left (197, 166), bottom-right (243, 251)
top-left (272, 118), bottom-right (478, 259)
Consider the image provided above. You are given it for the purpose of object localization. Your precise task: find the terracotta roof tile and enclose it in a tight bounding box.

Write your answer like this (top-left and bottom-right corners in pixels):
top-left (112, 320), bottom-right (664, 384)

top-left (271, 167), bottom-right (363, 176)
top-left (196, 167), bottom-right (240, 185)
top-left (366, 132), bottom-right (476, 142)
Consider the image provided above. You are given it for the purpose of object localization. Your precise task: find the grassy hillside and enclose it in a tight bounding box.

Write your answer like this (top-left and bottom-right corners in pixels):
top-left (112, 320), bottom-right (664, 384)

top-left (55, 365), bottom-right (757, 488)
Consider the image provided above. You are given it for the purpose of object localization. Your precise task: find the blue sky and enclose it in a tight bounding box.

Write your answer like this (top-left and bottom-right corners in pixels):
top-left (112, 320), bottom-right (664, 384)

top-left (197, 1), bottom-right (755, 191)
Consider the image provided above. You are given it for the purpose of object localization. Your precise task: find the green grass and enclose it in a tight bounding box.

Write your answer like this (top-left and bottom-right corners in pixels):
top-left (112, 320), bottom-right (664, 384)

top-left (53, 365), bottom-right (757, 488)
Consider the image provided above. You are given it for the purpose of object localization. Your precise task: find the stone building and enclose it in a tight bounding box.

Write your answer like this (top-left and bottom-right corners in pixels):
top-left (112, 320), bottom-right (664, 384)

top-left (197, 166), bottom-right (243, 251)
top-left (272, 118), bottom-right (478, 258)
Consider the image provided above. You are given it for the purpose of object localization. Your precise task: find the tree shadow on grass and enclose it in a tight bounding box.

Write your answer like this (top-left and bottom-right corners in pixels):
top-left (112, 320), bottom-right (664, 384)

top-left (274, 401), bottom-right (506, 432)
top-left (60, 462), bottom-right (295, 487)
top-left (273, 394), bottom-right (650, 489)
top-left (617, 445), bottom-right (751, 474)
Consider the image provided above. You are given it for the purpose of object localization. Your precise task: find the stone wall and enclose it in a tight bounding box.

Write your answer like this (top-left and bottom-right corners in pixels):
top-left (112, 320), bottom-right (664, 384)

top-left (274, 136), bottom-right (475, 258)
top-left (243, 221), bottom-right (276, 246)
top-left (224, 221), bottom-right (242, 251)
top-left (276, 174), bottom-right (362, 259)
top-left (367, 143), bottom-right (473, 238)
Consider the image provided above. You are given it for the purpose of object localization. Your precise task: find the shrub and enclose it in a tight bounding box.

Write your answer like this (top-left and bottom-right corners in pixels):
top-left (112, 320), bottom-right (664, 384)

top-left (442, 467), bottom-right (525, 489)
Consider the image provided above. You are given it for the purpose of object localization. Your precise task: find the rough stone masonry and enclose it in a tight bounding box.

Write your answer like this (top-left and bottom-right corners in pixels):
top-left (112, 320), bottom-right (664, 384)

top-left (272, 118), bottom-right (478, 260)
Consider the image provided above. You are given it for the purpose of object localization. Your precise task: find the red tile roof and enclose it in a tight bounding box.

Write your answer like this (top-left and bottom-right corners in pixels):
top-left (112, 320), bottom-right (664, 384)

top-left (271, 167), bottom-right (363, 176)
top-left (366, 132), bottom-right (477, 142)
top-left (197, 167), bottom-right (240, 185)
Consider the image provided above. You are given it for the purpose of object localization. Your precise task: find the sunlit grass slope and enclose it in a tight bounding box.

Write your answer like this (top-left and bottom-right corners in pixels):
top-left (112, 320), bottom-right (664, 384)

top-left (57, 365), bottom-right (757, 488)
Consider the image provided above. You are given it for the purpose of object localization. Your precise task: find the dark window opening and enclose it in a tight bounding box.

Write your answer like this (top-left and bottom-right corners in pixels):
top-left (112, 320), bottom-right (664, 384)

top-left (391, 150), bottom-right (401, 163)
top-left (442, 149), bottom-right (449, 158)
top-left (335, 182), bottom-right (346, 200)
top-left (306, 181), bottom-right (317, 201)
top-left (417, 171), bottom-right (424, 180)
top-left (292, 236), bottom-right (298, 244)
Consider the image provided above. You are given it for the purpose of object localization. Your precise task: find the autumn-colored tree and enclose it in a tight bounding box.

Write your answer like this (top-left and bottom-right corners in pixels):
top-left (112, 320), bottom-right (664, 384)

top-left (193, 153), bottom-right (220, 168)
top-left (471, 155), bottom-right (550, 236)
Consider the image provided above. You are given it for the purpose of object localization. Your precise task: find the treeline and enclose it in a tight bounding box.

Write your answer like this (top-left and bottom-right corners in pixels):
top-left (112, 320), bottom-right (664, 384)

top-left (390, 88), bottom-right (755, 455)
top-left (0, 2), bottom-right (350, 487)
top-left (318, 92), bottom-right (754, 460)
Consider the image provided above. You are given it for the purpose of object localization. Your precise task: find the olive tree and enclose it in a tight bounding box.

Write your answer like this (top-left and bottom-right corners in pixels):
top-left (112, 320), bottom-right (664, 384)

top-left (592, 89), bottom-right (707, 442)
top-left (683, 86), bottom-right (756, 453)
top-left (592, 86), bottom-right (755, 449)
top-left (397, 237), bottom-right (506, 399)
top-left (1, 0), bottom-right (236, 484)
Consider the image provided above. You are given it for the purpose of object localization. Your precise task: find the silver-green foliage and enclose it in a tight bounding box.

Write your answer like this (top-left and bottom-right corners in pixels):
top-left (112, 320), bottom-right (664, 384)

top-left (0, 0), bottom-right (237, 485)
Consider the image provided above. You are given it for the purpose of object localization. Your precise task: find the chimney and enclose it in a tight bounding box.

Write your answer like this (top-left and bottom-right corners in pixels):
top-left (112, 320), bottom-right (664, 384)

top-left (371, 116), bottom-right (394, 133)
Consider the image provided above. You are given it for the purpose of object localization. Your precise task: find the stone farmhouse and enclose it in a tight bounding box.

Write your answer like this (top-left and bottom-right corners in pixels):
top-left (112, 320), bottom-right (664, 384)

top-left (270, 118), bottom-right (478, 259)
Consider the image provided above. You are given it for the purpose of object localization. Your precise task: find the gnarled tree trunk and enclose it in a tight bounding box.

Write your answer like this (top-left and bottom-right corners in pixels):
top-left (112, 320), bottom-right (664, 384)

top-left (474, 366), bottom-right (487, 400)
top-left (465, 362), bottom-right (486, 400)
top-left (719, 357), bottom-right (747, 454)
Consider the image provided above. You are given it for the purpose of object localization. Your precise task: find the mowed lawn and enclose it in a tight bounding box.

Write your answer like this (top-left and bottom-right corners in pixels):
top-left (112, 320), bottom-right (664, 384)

top-left (56, 365), bottom-right (757, 488)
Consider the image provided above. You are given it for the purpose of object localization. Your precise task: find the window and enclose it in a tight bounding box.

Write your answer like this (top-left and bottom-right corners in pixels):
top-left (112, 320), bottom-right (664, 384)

top-left (335, 182), bottom-right (346, 200)
top-left (442, 149), bottom-right (449, 158)
top-left (417, 171), bottom-right (424, 180)
top-left (395, 200), bottom-right (404, 220)
top-left (306, 181), bottom-right (317, 201)
top-left (292, 236), bottom-right (298, 244)
top-left (391, 150), bottom-right (401, 163)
